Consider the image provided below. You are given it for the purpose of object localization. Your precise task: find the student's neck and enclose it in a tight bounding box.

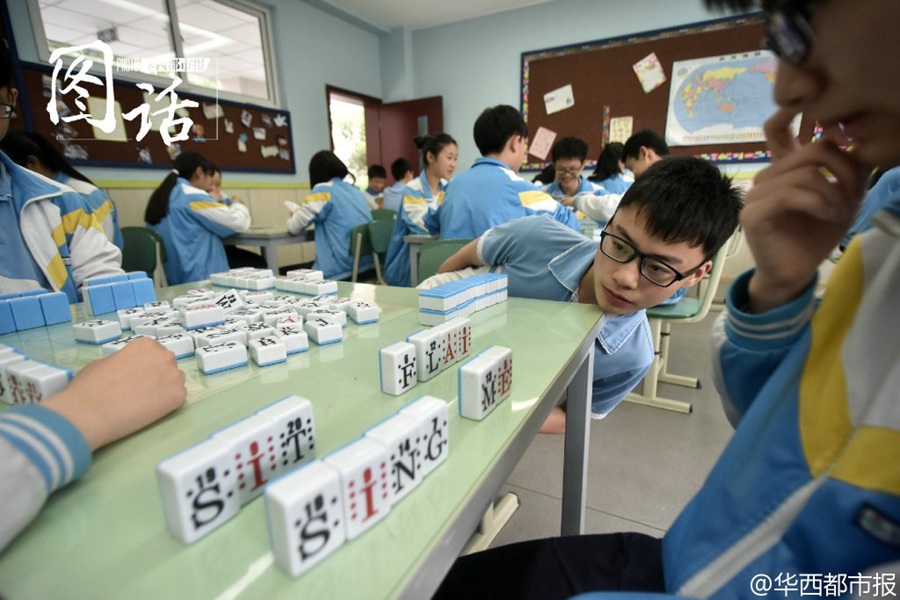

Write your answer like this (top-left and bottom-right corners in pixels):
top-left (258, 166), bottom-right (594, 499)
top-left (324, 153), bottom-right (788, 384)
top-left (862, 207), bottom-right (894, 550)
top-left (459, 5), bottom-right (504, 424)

top-left (425, 171), bottom-right (441, 195)
top-left (560, 177), bottom-right (579, 196)
top-left (577, 263), bottom-right (597, 304)
top-left (486, 152), bottom-right (519, 172)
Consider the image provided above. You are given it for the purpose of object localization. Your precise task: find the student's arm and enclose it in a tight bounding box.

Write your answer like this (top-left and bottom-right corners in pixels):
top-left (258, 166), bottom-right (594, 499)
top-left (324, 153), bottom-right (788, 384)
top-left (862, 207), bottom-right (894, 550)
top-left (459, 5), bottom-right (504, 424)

top-left (0, 338), bottom-right (185, 551)
top-left (189, 197), bottom-right (251, 237)
top-left (67, 209), bottom-right (125, 294)
top-left (401, 194), bottom-right (431, 232)
top-left (286, 191), bottom-right (329, 235)
top-left (572, 191), bottom-right (622, 223)
top-left (438, 239), bottom-right (483, 273)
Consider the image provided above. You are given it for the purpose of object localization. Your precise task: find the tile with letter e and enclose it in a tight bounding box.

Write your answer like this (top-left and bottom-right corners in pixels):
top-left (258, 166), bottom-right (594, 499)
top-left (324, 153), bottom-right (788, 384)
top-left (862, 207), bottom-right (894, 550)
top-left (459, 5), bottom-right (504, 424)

top-left (323, 437), bottom-right (391, 540)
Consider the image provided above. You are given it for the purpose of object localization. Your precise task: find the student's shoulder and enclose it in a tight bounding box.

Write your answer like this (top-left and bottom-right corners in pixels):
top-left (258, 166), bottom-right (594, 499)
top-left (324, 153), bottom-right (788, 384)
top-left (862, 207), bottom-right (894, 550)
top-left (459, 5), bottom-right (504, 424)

top-left (6, 163), bottom-right (89, 210)
top-left (60, 177), bottom-right (101, 196)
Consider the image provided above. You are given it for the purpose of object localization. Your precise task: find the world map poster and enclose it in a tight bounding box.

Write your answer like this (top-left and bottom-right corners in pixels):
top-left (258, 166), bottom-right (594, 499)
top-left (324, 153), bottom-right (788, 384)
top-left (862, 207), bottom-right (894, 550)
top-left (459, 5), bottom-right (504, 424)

top-left (665, 50), bottom-right (779, 146)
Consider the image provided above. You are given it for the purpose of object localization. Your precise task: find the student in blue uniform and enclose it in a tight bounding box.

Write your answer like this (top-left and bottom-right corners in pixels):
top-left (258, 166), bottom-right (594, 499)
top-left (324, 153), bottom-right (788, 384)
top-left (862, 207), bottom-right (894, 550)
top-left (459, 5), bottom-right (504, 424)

top-left (145, 151), bottom-right (251, 285)
top-left (840, 164), bottom-right (900, 249)
top-left (0, 45), bottom-right (122, 303)
top-left (206, 166), bottom-right (266, 270)
top-left (542, 136), bottom-right (605, 201)
top-left (587, 141), bottom-right (633, 194)
top-left (362, 164), bottom-right (386, 209)
top-left (286, 151), bottom-right (374, 280)
top-left (438, 156), bottom-right (741, 433)
top-left (0, 131), bottom-right (124, 250)
top-left (384, 134), bottom-right (459, 287)
top-left (382, 157), bottom-right (414, 214)
top-left (424, 105), bottom-right (579, 238)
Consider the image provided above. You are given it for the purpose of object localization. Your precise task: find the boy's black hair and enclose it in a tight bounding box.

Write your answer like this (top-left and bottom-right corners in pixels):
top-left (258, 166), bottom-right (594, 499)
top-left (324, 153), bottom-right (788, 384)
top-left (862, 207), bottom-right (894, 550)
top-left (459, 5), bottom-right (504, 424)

top-left (146, 151), bottom-right (216, 225)
top-left (588, 142), bottom-right (625, 182)
top-left (623, 130), bottom-right (670, 161)
top-left (0, 42), bottom-right (12, 88)
top-left (473, 105), bottom-right (528, 156)
top-left (616, 156), bottom-right (742, 259)
top-left (367, 164), bottom-right (386, 179)
top-left (391, 157), bottom-right (414, 181)
top-left (0, 130), bottom-right (95, 185)
top-left (309, 150), bottom-right (351, 187)
top-left (551, 137), bottom-right (589, 163)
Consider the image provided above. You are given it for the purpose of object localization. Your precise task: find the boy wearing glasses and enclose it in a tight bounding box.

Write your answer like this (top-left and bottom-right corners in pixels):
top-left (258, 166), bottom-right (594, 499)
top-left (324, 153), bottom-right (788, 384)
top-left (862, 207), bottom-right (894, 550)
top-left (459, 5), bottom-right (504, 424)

top-left (437, 0), bottom-right (900, 596)
top-left (425, 104), bottom-right (579, 238)
top-left (541, 136), bottom-right (605, 205)
top-left (438, 156), bottom-right (741, 433)
top-left (0, 44), bottom-right (122, 303)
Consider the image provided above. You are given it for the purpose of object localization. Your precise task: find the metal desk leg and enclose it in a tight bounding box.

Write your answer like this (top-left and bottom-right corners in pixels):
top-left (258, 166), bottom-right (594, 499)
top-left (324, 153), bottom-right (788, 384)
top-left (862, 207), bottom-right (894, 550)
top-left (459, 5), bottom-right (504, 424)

top-left (262, 241), bottom-right (278, 273)
top-left (561, 349), bottom-right (593, 536)
top-left (409, 245), bottom-right (421, 287)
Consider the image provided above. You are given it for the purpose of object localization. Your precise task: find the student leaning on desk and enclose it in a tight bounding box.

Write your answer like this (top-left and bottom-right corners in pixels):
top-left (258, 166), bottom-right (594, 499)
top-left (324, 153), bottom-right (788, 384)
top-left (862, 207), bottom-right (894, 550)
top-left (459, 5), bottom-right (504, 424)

top-left (0, 43), bottom-right (122, 304)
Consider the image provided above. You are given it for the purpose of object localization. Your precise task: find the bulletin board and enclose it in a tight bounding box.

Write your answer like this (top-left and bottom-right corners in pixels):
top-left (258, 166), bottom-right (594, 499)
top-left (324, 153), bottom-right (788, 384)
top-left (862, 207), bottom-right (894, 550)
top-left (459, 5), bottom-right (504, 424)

top-left (15, 62), bottom-right (296, 174)
top-left (521, 14), bottom-right (815, 169)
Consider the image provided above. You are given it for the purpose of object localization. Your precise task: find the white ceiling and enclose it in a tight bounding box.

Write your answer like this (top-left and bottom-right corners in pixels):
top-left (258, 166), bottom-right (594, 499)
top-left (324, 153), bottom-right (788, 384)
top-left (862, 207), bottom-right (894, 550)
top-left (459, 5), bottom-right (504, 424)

top-left (322, 0), bottom-right (557, 31)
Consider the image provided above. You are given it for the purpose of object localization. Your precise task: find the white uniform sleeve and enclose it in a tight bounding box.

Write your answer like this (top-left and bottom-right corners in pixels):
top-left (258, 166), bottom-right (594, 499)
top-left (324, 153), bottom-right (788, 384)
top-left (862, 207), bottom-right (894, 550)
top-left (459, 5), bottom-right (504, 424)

top-left (0, 437), bottom-right (49, 551)
top-left (573, 192), bottom-right (622, 222)
top-left (286, 194), bottom-right (328, 235)
top-left (190, 199), bottom-right (251, 234)
top-left (68, 213), bottom-right (125, 294)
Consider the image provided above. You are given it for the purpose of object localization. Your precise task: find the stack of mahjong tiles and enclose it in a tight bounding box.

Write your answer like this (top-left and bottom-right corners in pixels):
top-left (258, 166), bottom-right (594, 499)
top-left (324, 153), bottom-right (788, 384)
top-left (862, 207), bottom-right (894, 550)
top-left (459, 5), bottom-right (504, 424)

top-left (273, 268), bottom-right (341, 296)
top-left (0, 342), bottom-right (72, 405)
top-left (379, 317), bottom-right (472, 396)
top-left (209, 267), bottom-right (278, 291)
top-left (0, 289), bottom-right (71, 334)
top-left (95, 287), bottom-right (379, 375)
top-left (81, 272), bottom-right (157, 315)
top-left (417, 273), bottom-right (508, 325)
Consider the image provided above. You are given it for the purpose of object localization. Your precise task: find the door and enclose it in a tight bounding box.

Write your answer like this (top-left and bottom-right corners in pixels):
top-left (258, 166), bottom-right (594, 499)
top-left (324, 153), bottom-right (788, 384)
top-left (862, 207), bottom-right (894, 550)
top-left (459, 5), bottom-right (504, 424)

top-left (366, 96), bottom-right (443, 171)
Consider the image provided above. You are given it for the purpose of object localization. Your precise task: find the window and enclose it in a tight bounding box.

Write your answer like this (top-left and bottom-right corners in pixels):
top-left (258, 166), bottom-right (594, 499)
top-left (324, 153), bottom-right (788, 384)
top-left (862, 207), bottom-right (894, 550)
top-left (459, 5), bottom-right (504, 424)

top-left (28, 0), bottom-right (277, 105)
top-left (328, 89), bottom-right (369, 188)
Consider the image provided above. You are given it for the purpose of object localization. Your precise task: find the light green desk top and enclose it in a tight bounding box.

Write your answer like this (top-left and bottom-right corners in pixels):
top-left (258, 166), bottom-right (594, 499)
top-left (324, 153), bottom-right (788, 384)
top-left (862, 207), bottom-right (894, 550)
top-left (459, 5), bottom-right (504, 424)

top-left (0, 282), bottom-right (602, 600)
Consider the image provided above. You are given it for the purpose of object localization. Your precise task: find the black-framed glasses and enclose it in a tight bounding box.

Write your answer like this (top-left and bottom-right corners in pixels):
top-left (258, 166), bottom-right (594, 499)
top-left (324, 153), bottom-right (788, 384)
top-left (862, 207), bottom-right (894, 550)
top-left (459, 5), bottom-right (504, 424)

top-left (0, 103), bottom-right (14, 119)
top-left (762, 4), bottom-right (815, 66)
top-left (556, 166), bottom-right (581, 176)
top-left (599, 230), bottom-right (705, 288)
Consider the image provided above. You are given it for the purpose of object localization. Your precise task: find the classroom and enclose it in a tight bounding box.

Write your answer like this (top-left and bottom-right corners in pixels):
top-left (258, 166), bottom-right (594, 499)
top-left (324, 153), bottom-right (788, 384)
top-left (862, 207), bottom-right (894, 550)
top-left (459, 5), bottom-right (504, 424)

top-left (1, 0), bottom-right (898, 598)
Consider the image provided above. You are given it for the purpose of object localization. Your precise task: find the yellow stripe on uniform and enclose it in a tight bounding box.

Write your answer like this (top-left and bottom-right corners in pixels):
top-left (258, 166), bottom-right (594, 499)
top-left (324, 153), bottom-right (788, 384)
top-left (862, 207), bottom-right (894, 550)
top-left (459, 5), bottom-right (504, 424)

top-left (61, 209), bottom-right (103, 235)
top-left (304, 192), bottom-right (331, 204)
top-left (832, 426), bottom-right (900, 495)
top-left (799, 240), bottom-right (863, 478)
top-left (519, 190), bottom-right (552, 207)
top-left (403, 195), bottom-right (427, 206)
top-left (189, 200), bottom-right (226, 211)
top-left (92, 200), bottom-right (114, 223)
top-left (46, 253), bottom-right (69, 289)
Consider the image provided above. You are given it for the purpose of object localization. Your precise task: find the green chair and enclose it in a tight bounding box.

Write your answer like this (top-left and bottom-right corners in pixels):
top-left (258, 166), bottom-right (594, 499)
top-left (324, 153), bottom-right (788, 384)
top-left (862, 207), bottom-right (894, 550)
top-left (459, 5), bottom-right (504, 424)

top-left (367, 219), bottom-right (395, 285)
top-left (121, 226), bottom-right (167, 285)
top-left (371, 208), bottom-right (396, 221)
top-left (417, 238), bottom-right (472, 284)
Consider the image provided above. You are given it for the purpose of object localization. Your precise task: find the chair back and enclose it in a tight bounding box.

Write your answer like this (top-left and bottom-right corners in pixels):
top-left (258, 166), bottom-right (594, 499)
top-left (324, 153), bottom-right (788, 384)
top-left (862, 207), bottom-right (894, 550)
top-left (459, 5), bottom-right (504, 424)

top-left (368, 219), bottom-right (394, 255)
top-left (645, 245), bottom-right (726, 324)
top-left (417, 239), bottom-right (472, 284)
top-left (121, 226), bottom-right (166, 283)
top-left (371, 208), bottom-right (396, 221)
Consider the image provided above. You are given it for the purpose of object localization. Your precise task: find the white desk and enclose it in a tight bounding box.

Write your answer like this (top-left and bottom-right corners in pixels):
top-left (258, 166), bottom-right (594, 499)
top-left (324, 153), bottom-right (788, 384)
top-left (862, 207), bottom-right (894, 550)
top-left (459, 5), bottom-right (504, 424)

top-left (225, 227), bottom-right (309, 273)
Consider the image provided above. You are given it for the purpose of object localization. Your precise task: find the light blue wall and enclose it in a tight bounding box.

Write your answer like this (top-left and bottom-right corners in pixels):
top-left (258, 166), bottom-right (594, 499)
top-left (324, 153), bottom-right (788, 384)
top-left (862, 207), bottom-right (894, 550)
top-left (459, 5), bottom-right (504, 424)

top-left (5, 0), bottom-right (383, 183)
top-left (411, 0), bottom-right (737, 167)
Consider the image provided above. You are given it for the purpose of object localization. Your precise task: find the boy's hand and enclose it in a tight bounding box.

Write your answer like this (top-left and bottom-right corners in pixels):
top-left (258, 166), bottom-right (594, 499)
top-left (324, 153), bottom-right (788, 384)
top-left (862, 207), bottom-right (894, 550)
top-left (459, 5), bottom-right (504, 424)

top-left (743, 107), bottom-right (867, 313)
top-left (42, 338), bottom-right (186, 451)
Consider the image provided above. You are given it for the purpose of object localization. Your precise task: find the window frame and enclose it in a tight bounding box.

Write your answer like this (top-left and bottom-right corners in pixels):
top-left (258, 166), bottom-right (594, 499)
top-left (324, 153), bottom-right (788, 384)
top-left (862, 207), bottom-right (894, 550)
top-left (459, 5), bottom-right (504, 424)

top-left (25, 0), bottom-right (280, 107)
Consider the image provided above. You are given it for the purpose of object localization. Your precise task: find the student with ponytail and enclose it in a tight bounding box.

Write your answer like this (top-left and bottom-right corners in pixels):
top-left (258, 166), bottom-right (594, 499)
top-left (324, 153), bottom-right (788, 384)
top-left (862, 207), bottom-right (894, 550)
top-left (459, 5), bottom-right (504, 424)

top-left (145, 151), bottom-right (251, 285)
top-left (384, 133), bottom-right (458, 286)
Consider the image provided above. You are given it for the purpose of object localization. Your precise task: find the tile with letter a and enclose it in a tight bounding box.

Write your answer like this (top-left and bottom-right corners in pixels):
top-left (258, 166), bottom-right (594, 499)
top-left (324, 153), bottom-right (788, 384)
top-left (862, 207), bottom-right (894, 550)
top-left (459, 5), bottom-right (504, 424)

top-left (256, 395), bottom-right (316, 475)
top-left (156, 437), bottom-right (240, 544)
top-left (323, 437), bottom-right (391, 540)
top-left (399, 395), bottom-right (449, 476)
top-left (211, 414), bottom-right (279, 505)
top-left (364, 413), bottom-right (425, 504)
top-left (266, 461), bottom-right (346, 577)
top-left (379, 341), bottom-right (417, 396)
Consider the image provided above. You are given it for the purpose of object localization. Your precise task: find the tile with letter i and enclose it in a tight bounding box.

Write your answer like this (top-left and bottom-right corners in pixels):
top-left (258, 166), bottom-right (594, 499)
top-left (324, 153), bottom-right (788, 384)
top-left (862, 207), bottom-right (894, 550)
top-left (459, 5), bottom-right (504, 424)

top-left (256, 395), bottom-right (316, 475)
top-left (364, 413), bottom-right (425, 504)
top-left (156, 437), bottom-right (241, 544)
top-left (448, 317), bottom-right (473, 361)
top-left (323, 437), bottom-right (391, 540)
top-left (399, 396), bottom-right (449, 477)
top-left (379, 341), bottom-right (417, 396)
top-left (212, 414), bottom-right (280, 505)
top-left (265, 461), bottom-right (346, 577)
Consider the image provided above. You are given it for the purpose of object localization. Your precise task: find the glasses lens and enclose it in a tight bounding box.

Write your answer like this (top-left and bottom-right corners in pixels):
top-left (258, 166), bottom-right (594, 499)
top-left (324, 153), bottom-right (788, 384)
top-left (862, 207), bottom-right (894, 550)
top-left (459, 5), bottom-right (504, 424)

top-left (765, 8), bottom-right (813, 66)
top-left (601, 233), bottom-right (634, 262)
top-left (641, 258), bottom-right (678, 286)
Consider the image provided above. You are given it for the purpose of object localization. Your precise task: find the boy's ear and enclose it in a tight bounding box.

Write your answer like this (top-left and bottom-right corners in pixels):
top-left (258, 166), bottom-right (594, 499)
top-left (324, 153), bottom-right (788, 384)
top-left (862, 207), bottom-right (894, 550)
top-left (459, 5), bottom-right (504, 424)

top-left (684, 260), bottom-right (713, 286)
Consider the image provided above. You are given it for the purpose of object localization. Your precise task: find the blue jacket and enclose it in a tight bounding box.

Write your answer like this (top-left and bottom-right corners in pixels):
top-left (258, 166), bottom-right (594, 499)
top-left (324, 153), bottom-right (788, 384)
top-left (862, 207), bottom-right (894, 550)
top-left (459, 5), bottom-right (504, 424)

top-left (384, 171), bottom-right (446, 287)
top-left (841, 165), bottom-right (900, 249)
top-left (287, 178), bottom-right (373, 280)
top-left (151, 178), bottom-right (251, 285)
top-left (55, 172), bottom-right (124, 250)
top-left (424, 157), bottom-right (579, 239)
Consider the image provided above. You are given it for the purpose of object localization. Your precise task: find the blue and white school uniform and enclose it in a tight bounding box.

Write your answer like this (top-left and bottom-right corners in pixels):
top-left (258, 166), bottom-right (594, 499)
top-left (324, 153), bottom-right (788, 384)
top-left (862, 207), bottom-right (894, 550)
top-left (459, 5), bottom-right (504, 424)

top-left (0, 153), bottom-right (122, 303)
top-left (55, 172), bottom-right (124, 250)
top-left (542, 175), bottom-right (604, 199)
top-left (477, 214), bottom-right (653, 417)
top-left (424, 157), bottom-right (579, 239)
top-left (381, 181), bottom-right (405, 214)
top-left (384, 171), bottom-right (446, 287)
top-left (588, 172), bottom-right (632, 195)
top-left (150, 177), bottom-right (251, 285)
top-left (362, 187), bottom-right (381, 210)
top-left (287, 178), bottom-right (373, 280)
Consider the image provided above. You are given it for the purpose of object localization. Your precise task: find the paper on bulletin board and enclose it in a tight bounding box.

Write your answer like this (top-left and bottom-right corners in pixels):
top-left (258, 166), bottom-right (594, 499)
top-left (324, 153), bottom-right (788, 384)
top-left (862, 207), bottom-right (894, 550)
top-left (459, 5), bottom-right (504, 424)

top-left (609, 117), bottom-right (633, 143)
top-left (528, 126), bottom-right (557, 160)
top-left (87, 97), bottom-right (127, 142)
top-left (633, 53), bottom-right (667, 93)
top-left (203, 102), bottom-right (224, 120)
top-left (544, 84), bottom-right (575, 115)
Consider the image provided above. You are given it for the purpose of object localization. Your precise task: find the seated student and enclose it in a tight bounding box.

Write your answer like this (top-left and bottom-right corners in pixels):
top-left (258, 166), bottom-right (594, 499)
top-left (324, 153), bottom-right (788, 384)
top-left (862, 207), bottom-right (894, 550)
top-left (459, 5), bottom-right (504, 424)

top-left (286, 151), bottom-right (373, 280)
top-left (145, 151), bottom-right (251, 285)
top-left (0, 338), bottom-right (186, 551)
top-left (565, 129), bottom-right (670, 225)
top-left (384, 134), bottom-right (459, 287)
top-left (0, 130), bottom-right (124, 250)
top-left (531, 163), bottom-right (556, 185)
top-left (541, 136), bottom-right (606, 201)
top-left (0, 44), bottom-right (121, 303)
top-left (206, 167), bottom-right (266, 270)
top-left (587, 141), bottom-right (633, 194)
top-left (382, 157), bottom-right (415, 213)
top-left (438, 157), bottom-right (741, 434)
top-left (362, 164), bottom-right (387, 210)
top-left (424, 105), bottom-right (580, 238)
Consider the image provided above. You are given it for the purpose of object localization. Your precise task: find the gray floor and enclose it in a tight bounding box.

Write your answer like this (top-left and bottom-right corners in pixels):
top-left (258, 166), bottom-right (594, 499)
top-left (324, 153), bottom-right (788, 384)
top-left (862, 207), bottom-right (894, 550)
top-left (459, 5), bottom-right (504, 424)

top-left (489, 309), bottom-right (736, 548)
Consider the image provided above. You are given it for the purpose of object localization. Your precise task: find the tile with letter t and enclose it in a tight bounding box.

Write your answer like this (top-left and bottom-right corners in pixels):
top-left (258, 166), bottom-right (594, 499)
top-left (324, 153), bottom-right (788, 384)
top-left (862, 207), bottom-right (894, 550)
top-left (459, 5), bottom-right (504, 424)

top-left (323, 437), bottom-right (391, 540)
top-left (156, 437), bottom-right (240, 544)
top-left (364, 413), bottom-right (425, 504)
top-left (256, 395), bottom-right (316, 475)
top-left (399, 395), bottom-right (449, 477)
top-left (265, 461), bottom-right (346, 577)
